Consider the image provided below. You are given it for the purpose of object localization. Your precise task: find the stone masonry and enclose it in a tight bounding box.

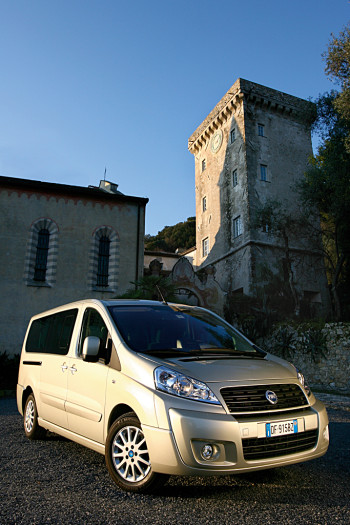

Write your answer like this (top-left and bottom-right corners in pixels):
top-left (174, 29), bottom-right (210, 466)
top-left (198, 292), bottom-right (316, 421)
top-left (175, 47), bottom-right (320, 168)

top-left (266, 323), bottom-right (350, 394)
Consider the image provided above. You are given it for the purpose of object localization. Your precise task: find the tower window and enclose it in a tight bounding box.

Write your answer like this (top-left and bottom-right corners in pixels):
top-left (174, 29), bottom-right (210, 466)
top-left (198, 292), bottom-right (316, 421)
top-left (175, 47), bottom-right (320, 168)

top-left (202, 159), bottom-right (206, 172)
top-left (34, 229), bottom-right (50, 281)
top-left (24, 218), bottom-right (58, 287)
top-left (97, 236), bottom-right (110, 287)
top-left (202, 196), bottom-right (207, 212)
top-left (232, 170), bottom-right (238, 187)
top-left (89, 226), bottom-right (119, 292)
top-left (260, 164), bottom-right (268, 181)
top-left (233, 216), bottom-right (242, 238)
top-left (202, 237), bottom-right (209, 257)
top-left (230, 128), bottom-right (236, 143)
top-left (258, 124), bottom-right (265, 136)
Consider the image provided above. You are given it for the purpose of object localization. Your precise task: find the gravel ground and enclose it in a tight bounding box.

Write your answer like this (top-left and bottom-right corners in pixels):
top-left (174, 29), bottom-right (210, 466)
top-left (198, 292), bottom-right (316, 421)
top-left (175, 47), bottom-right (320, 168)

top-left (0, 394), bottom-right (349, 525)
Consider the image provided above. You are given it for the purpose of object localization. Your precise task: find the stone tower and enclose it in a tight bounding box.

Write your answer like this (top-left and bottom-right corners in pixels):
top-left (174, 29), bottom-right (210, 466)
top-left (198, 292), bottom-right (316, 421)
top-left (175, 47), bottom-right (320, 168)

top-left (188, 78), bottom-right (330, 317)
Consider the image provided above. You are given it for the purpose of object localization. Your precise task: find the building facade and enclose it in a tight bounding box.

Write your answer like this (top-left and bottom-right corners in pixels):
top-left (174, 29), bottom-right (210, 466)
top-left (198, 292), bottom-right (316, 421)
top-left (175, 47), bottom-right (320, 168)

top-left (0, 176), bottom-right (148, 355)
top-left (188, 78), bottom-right (330, 317)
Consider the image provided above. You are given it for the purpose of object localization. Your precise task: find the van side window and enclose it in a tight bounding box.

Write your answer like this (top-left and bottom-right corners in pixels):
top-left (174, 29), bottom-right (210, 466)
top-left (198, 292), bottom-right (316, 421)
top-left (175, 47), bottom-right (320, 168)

top-left (26, 309), bottom-right (78, 355)
top-left (79, 308), bottom-right (109, 360)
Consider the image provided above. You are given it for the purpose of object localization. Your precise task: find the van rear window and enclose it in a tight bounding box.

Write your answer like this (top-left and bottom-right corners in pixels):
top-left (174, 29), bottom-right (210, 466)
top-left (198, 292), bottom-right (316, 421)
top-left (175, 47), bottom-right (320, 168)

top-left (26, 309), bottom-right (78, 355)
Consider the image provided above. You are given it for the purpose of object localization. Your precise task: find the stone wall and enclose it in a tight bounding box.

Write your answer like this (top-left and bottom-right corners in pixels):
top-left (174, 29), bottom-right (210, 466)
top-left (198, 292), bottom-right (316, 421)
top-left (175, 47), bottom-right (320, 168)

top-left (264, 322), bottom-right (350, 394)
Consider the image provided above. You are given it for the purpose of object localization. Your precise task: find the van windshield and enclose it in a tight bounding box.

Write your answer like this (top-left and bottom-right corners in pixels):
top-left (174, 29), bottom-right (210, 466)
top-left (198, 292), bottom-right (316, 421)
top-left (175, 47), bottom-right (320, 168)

top-left (108, 304), bottom-right (265, 358)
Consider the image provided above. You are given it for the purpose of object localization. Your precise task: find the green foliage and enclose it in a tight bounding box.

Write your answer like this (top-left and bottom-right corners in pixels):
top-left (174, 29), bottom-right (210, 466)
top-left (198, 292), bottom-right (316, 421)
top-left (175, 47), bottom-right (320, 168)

top-left (272, 326), bottom-right (296, 360)
top-left (300, 328), bottom-right (328, 362)
top-left (300, 92), bottom-right (350, 319)
top-left (294, 318), bottom-right (327, 334)
top-left (251, 269), bottom-right (290, 326)
top-left (145, 217), bottom-right (196, 253)
top-left (253, 199), bottom-right (298, 237)
top-left (224, 263), bottom-right (297, 340)
top-left (0, 351), bottom-right (20, 392)
top-left (325, 24), bottom-right (350, 85)
top-left (253, 200), bottom-right (315, 318)
top-left (238, 316), bottom-right (267, 342)
top-left (324, 24), bottom-right (350, 127)
top-left (269, 320), bottom-right (329, 362)
top-left (117, 275), bottom-right (178, 302)
top-left (298, 25), bottom-right (350, 319)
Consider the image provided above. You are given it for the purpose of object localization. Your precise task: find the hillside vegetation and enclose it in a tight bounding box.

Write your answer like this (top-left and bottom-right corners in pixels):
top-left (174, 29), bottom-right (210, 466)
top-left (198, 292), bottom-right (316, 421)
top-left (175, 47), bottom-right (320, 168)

top-left (145, 217), bottom-right (196, 253)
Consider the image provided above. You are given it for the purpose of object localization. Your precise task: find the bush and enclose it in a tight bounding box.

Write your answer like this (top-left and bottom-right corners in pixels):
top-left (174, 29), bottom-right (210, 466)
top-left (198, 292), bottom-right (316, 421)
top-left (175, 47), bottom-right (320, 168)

top-left (0, 352), bottom-right (20, 392)
top-left (300, 328), bottom-right (328, 362)
top-left (271, 326), bottom-right (297, 360)
top-left (268, 320), bottom-right (329, 362)
top-left (116, 275), bottom-right (178, 302)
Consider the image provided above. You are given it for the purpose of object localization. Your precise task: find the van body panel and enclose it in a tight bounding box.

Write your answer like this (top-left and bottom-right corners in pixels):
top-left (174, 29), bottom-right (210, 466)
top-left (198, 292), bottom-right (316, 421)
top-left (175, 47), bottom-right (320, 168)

top-left (37, 417), bottom-right (105, 455)
top-left (105, 367), bottom-right (159, 431)
top-left (153, 388), bottom-right (226, 431)
top-left (39, 354), bottom-right (68, 428)
top-left (150, 355), bottom-right (296, 383)
top-left (66, 358), bottom-right (108, 443)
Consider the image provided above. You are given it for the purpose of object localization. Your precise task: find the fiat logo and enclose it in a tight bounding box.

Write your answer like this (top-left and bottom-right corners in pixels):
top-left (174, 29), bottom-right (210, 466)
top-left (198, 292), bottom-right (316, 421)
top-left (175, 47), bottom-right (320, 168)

top-left (266, 390), bottom-right (278, 405)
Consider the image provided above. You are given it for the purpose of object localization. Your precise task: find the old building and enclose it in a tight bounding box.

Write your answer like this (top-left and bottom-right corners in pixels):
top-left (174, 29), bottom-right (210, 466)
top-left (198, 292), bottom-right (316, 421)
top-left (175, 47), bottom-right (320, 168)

top-left (0, 176), bottom-right (148, 355)
top-left (188, 78), bottom-right (330, 317)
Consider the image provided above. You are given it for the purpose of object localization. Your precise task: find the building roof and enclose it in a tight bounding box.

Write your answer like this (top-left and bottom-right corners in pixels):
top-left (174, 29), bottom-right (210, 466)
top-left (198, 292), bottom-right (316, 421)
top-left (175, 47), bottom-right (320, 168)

top-left (188, 78), bottom-right (314, 153)
top-left (0, 175), bottom-right (149, 206)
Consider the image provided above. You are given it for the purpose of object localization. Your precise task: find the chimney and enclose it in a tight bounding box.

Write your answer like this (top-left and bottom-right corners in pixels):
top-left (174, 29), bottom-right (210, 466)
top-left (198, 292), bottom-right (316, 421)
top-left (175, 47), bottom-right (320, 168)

top-left (99, 180), bottom-right (119, 194)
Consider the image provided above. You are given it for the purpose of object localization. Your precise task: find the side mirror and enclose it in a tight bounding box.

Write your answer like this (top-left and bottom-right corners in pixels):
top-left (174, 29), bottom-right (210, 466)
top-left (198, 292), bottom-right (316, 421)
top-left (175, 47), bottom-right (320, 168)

top-left (82, 336), bottom-right (100, 362)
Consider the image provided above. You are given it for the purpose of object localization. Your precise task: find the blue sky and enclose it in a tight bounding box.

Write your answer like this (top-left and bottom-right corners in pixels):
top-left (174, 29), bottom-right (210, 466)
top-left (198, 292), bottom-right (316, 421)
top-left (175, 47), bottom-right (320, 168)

top-left (0, 0), bottom-right (348, 235)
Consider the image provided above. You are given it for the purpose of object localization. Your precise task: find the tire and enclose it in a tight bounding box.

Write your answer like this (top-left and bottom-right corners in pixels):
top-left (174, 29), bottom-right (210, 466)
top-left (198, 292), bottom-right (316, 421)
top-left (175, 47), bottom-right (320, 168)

top-left (105, 413), bottom-right (168, 493)
top-left (24, 394), bottom-right (46, 440)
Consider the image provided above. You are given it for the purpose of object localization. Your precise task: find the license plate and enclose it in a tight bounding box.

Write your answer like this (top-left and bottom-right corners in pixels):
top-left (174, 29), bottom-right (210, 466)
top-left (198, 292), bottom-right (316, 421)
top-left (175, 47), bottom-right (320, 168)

top-left (266, 419), bottom-right (298, 438)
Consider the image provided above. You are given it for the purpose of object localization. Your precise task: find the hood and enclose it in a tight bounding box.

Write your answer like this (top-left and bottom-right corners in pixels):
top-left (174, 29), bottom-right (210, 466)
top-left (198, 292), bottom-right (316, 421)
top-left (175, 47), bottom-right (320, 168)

top-left (153, 354), bottom-right (296, 383)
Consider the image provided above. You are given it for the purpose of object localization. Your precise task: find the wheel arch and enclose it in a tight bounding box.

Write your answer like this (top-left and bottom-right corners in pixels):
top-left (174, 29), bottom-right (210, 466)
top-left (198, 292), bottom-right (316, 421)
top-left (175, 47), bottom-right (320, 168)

top-left (107, 403), bottom-right (137, 432)
top-left (22, 386), bottom-right (34, 413)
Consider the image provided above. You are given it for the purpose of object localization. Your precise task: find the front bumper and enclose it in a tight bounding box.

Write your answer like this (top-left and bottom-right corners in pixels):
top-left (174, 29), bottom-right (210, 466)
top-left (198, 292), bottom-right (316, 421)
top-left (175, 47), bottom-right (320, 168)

top-left (142, 398), bottom-right (329, 476)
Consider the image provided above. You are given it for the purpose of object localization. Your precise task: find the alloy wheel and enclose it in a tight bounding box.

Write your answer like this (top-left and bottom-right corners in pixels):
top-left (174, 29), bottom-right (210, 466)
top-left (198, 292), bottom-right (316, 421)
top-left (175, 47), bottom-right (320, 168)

top-left (111, 425), bottom-right (151, 483)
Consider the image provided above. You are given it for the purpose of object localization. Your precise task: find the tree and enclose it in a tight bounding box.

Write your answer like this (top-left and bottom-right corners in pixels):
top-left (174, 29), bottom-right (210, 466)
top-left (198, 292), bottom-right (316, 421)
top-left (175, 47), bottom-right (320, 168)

top-left (145, 217), bottom-right (195, 253)
top-left (324, 24), bottom-right (350, 138)
top-left (253, 199), bottom-right (311, 317)
top-left (117, 275), bottom-right (178, 302)
top-left (299, 24), bottom-right (350, 319)
top-left (299, 109), bottom-right (350, 319)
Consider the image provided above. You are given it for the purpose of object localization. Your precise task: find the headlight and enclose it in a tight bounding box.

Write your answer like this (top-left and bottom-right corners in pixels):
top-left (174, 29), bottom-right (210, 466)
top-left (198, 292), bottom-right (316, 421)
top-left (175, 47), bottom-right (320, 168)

top-left (296, 368), bottom-right (311, 396)
top-left (154, 366), bottom-right (220, 404)
top-left (297, 371), bottom-right (305, 386)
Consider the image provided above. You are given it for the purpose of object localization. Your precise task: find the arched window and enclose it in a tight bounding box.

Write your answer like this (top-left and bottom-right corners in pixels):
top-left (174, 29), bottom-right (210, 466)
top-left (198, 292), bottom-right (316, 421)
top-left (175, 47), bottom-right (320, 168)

top-left (34, 229), bottom-right (50, 281)
top-left (97, 236), bottom-right (110, 287)
top-left (88, 226), bottom-right (119, 293)
top-left (24, 218), bottom-right (59, 287)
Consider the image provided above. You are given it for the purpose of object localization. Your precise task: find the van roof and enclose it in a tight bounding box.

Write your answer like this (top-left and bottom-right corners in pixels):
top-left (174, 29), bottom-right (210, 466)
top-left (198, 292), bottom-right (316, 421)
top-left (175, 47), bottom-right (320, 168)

top-left (28, 299), bottom-right (183, 320)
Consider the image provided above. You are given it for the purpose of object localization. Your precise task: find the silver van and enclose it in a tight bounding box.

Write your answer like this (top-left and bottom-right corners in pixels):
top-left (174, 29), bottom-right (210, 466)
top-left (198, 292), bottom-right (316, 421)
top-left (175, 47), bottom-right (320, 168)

top-left (17, 299), bottom-right (329, 493)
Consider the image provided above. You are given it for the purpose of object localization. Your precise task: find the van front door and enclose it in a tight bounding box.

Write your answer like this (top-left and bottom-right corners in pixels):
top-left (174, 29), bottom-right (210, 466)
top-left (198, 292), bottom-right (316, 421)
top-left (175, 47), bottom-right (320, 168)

top-left (65, 308), bottom-right (109, 444)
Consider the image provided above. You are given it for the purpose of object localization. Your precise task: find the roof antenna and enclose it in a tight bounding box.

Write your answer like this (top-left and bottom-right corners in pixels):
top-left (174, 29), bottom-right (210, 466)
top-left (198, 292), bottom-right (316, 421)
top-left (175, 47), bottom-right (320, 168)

top-left (156, 285), bottom-right (168, 305)
top-left (104, 167), bottom-right (107, 181)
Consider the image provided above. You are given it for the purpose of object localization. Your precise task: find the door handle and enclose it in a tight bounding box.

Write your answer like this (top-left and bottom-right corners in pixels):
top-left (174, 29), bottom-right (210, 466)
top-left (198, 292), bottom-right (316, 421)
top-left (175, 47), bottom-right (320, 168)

top-left (69, 366), bottom-right (77, 374)
top-left (61, 363), bottom-right (68, 372)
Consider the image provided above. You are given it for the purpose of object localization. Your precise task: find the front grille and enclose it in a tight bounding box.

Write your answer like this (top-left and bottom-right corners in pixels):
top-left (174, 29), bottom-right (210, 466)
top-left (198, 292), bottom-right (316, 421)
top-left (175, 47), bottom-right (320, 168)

top-left (242, 429), bottom-right (318, 461)
top-left (221, 383), bottom-right (308, 414)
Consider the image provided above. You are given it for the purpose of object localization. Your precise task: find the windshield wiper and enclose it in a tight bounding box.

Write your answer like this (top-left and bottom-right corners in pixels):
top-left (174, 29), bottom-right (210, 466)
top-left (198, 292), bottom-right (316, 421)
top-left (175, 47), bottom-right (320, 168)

top-left (179, 351), bottom-right (265, 361)
top-left (140, 348), bottom-right (265, 359)
top-left (139, 348), bottom-right (203, 358)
